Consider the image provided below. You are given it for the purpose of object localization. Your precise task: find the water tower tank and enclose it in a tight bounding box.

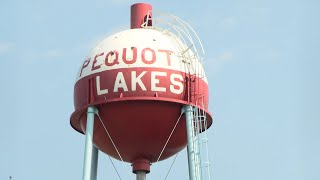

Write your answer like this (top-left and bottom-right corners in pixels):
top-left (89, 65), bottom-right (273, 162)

top-left (70, 3), bottom-right (212, 173)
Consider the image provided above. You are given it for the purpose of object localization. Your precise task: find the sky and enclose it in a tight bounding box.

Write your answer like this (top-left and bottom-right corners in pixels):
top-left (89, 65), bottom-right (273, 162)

top-left (1, 0), bottom-right (320, 179)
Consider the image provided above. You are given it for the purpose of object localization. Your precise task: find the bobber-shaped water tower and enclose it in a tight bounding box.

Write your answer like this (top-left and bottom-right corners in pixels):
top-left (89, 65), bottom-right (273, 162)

top-left (70, 3), bottom-right (213, 180)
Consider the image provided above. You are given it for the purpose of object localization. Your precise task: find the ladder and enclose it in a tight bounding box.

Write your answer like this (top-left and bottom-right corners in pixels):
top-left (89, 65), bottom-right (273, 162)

top-left (146, 11), bottom-right (212, 180)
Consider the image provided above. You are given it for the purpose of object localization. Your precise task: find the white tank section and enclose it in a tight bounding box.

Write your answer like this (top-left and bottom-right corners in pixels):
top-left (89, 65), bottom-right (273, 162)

top-left (77, 28), bottom-right (207, 83)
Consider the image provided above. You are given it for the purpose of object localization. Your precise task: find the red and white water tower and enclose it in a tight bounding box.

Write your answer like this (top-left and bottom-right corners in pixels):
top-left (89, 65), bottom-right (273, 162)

top-left (70, 3), bottom-right (213, 180)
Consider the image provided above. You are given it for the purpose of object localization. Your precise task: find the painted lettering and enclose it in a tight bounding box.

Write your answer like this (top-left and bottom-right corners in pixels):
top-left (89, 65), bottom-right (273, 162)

top-left (122, 47), bottom-right (137, 64)
top-left (95, 70), bottom-right (185, 96)
top-left (92, 52), bottom-right (104, 71)
top-left (105, 51), bottom-right (119, 66)
top-left (170, 74), bottom-right (184, 94)
top-left (151, 71), bottom-right (167, 92)
top-left (79, 57), bottom-right (91, 77)
top-left (96, 76), bottom-right (108, 95)
top-left (131, 71), bottom-right (147, 91)
top-left (141, 48), bottom-right (156, 64)
top-left (158, 49), bottom-right (173, 66)
top-left (113, 72), bottom-right (128, 92)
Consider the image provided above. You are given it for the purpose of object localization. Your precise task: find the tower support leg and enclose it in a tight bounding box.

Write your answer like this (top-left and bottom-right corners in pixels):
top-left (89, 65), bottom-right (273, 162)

top-left (183, 105), bottom-right (197, 180)
top-left (82, 106), bottom-right (99, 180)
top-left (91, 146), bottom-right (99, 180)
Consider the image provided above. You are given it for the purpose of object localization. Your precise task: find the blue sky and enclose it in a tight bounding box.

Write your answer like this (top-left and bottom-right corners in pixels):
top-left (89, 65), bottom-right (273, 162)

top-left (1, 0), bottom-right (319, 179)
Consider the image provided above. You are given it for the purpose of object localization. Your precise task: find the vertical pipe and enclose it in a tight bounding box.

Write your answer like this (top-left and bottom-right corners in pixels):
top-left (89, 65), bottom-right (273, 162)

top-left (82, 106), bottom-right (98, 180)
top-left (136, 171), bottom-right (146, 180)
top-left (90, 146), bottom-right (99, 180)
top-left (132, 158), bottom-right (150, 180)
top-left (131, 3), bottom-right (152, 29)
top-left (183, 105), bottom-right (196, 180)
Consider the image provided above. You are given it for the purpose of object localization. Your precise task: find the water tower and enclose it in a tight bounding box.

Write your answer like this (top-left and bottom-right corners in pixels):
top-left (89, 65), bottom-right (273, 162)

top-left (70, 3), bottom-right (213, 180)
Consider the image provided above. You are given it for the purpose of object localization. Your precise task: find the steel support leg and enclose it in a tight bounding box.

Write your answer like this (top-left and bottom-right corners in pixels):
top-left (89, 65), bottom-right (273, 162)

top-left (183, 105), bottom-right (196, 180)
top-left (82, 106), bottom-right (99, 180)
top-left (91, 146), bottom-right (99, 180)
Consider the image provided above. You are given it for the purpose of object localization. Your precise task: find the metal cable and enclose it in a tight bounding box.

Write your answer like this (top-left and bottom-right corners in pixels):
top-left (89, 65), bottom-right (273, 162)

top-left (156, 113), bottom-right (183, 162)
top-left (96, 113), bottom-right (124, 162)
top-left (96, 113), bottom-right (132, 179)
top-left (164, 153), bottom-right (179, 180)
top-left (107, 155), bottom-right (122, 180)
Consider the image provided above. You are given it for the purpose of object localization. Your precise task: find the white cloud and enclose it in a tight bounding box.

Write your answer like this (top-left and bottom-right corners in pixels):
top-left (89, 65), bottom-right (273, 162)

top-left (111, 0), bottom-right (132, 5)
top-left (251, 7), bottom-right (270, 15)
top-left (27, 49), bottom-right (63, 59)
top-left (43, 49), bottom-right (63, 58)
top-left (0, 42), bottom-right (14, 54)
top-left (204, 51), bottom-right (234, 75)
top-left (95, 0), bottom-right (131, 6)
top-left (220, 16), bottom-right (237, 26)
top-left (211, 51), bottom-right (234, 65)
